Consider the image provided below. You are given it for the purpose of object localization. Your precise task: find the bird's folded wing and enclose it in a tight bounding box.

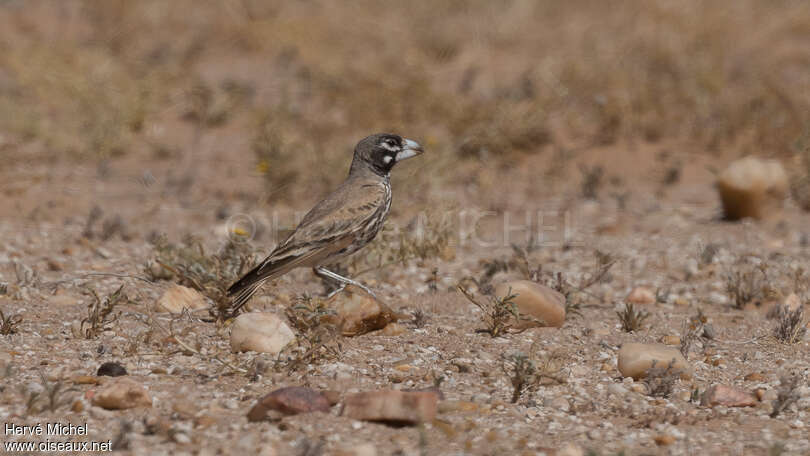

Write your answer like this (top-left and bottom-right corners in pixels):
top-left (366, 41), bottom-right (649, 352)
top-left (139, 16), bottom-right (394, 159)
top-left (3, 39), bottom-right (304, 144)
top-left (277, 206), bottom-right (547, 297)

top-left (264, 181), bottom-right (387, 263)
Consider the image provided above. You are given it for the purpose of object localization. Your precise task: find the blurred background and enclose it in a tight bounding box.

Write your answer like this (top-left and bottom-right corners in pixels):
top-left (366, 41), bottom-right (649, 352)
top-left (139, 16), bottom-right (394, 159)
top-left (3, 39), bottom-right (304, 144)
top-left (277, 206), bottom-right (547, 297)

top-left (1, 0), bottom-right (809, 231)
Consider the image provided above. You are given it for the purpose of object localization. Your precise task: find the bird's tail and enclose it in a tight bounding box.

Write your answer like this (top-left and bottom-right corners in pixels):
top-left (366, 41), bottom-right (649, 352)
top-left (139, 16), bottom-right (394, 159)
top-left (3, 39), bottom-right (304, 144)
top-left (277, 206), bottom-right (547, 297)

top-left (227, 255), bottom-right (299, 313)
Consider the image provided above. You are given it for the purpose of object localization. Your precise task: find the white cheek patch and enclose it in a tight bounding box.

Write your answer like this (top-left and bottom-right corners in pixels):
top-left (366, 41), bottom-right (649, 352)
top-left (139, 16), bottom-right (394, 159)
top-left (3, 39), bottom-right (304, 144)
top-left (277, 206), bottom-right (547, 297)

top-left (383, 155), bottom-right (393, 164)
top-left (380, 142), bottom-right (399, 152)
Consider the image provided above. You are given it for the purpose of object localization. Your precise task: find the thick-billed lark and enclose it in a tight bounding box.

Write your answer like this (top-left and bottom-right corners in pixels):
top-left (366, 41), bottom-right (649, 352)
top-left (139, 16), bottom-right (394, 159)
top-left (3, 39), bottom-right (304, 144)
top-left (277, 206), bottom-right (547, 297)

top-left (227, 133), bottom-right (424, 313)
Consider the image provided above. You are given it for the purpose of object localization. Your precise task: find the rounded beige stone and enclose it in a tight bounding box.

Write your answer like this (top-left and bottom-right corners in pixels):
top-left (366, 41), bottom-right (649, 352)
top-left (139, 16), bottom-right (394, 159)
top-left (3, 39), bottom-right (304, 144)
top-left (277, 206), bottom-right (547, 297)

top-left (155, 284), bottom-right (209, 314)
top-left (617, 343), bottom-right (691, 379)
top-left (494, 280), bottom-right (566, 328)
top-left (230, 312), bottom-right (295, 355)
top-left (626, 286), bottom-right (656, 305)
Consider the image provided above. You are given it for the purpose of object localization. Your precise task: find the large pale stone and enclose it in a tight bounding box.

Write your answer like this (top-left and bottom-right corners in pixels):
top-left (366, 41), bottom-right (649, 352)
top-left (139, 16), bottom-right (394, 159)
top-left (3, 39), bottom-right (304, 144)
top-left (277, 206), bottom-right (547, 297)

top-left (155, 284), bottom-right (209, 314)
top-left (341, 390), bottom-right (438, 425)
top-left (617, 343), bottom-right (691, 380)
top-left (230, 312), bottom-right (295, 355)
top-left (92, 378), bottom-right (152, 410)
top-left (717, 157), bottom-right (788, 220)
top-left (330, 286), bottom-right (397, 336)
top-left (494, 280), bottom-right (566, 328)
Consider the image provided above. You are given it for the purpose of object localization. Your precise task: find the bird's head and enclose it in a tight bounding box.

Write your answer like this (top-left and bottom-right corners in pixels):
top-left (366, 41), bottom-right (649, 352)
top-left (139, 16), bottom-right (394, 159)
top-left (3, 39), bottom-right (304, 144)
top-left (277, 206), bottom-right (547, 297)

top-left (351, 133), bottom-right (424, 177)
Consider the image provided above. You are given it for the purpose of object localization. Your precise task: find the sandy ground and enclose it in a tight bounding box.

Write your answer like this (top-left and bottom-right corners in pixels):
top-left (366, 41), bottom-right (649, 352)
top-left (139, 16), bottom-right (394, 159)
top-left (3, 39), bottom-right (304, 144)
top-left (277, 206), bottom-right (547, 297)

top-left (1, 142), bottom-right (809, 456)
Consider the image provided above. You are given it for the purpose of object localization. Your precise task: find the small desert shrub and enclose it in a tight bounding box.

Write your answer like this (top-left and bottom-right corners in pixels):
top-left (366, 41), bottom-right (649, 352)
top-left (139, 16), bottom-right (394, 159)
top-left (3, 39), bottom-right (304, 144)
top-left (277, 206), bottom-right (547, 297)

top-left (24, 372), bottom-right (74, 416)
top-left (0, 309), bottom-right (22, 335)
top-left (13, 261), bottom-right (36, 288)
top-left (410, 308), bottom-right (429, 328)
top-left (503, 353), bottom-right (537, 404)
top-left (280, 295), bottom-right (341, 371)
top-left (458, 282), bottom-right (536, 337)
top-left (454, 101), bottom-right (551, 160)
top-left (789, 134), bottom-right (810, 211)
top-left (773, 304), bottom-right (807, 344)
top-left (725, 263), bottom-right (770, 309)
top-left (580, 164), bottom-right (604, 200)
top-left (770, 373), bottom-right (803, 418)
top-left (501, 351), bottom-right (566, 404)
top-left (698, 243), bottom-right (720, 267)
top-left (644, 360), bottom-right (680, 398)
top-left (353, 214), bottom-right (453, 277)
top-left (146, 235), bottom-right (255, 320)
top-left (80, 285), bottom-right (127, 339)
top-left (252, 117), bottom-right (301, 199)
top-left (183, 79), bottom-right (251, 128)
top-left (617, 302), bottom-right (649, 333)
top-left (680, 309), bottom-right (708, 359)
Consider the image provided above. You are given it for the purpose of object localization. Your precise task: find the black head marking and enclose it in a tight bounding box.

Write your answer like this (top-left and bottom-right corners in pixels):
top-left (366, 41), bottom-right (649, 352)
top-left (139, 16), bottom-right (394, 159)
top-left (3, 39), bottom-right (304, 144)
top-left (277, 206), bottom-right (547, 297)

top-left (351, 133), bottom-right (404, 176)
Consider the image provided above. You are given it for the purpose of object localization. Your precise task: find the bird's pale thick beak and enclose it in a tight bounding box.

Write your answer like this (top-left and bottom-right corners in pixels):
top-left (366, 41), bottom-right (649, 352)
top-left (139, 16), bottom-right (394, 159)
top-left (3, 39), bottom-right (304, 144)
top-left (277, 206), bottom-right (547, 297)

top-left (395, 138), bottom-right (424, 162)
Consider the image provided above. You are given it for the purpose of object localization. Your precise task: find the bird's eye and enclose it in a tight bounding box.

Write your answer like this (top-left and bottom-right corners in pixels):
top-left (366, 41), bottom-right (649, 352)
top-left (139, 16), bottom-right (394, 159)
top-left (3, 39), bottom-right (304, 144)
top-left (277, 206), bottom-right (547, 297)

top-left (385, 139), bottom-right (397, 147)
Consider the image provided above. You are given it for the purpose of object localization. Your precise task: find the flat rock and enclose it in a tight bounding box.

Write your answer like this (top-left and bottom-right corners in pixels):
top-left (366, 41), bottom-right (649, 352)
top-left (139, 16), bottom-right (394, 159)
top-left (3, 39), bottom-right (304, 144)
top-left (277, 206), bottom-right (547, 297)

top-left (341, 390), bottom-right (438, 425)
top-left (247, 387), bottom-right (331, 422)
top-left (91, 378), bottom-right (152, 410)
top-left (230, 312), bottom-right (295, 355)
top-left (701, 384), bottom-right (758, 407)
top-left (331, 286), bottom-right (397, 336)
top-left (155, 284), bottom-right (209, 314)
top-left (617, 343), bottom-right (691, 380)
top-left (717, 156), bottom-right (788, 220)
top-left (494, 280), bottom-right (566, 328)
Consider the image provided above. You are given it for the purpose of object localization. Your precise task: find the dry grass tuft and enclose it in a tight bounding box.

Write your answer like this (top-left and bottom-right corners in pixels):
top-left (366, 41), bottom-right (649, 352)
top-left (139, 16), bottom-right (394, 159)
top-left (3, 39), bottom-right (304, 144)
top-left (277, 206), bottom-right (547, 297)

top-left (617, 302), bottom-right (649, 333)
top-left (458, 282), bottom-right (535, 337)
top-left (253, 116), bottom-right (302, 200)
top-left (680, 309), bottom-right (708, 359)
top-left (80, 285), bottom-right (127, 339)
top-left (353, 214), bottom-right (454, 277)
top-left (0, 308), bottom-right (23, 335)
top-left (1, 0), bottom-right (808, 171)
top-left (644, 360), bottom-right (680, 398)
top-left (770, 373), bottom-right (803, 418)
top-left (145, 235), bottom-right (255, 320)
top-left (501, 350), bottom-right (567, 404)
top-left (410, 308), bottom-right (429, 328)
top-left (725, 262), bottom-right (771, 309)
top-left (773, 304), bottom-right (807, 344)
top-left (280, 295), bottom-right (341, 372)
top-left (23, 372), bottom-right (75, 416)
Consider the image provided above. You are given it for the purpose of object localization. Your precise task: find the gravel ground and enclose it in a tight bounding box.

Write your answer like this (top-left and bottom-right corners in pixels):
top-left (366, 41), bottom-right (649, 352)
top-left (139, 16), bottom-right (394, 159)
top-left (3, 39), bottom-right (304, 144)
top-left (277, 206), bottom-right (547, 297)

top-left (1, 150), bottom-right (809, 456)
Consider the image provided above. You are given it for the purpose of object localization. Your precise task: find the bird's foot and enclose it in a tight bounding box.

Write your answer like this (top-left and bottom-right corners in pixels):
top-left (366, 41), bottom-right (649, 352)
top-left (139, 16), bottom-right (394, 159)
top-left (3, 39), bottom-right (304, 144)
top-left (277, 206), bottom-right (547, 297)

top-left (324, 282), bottom-right (346, 299)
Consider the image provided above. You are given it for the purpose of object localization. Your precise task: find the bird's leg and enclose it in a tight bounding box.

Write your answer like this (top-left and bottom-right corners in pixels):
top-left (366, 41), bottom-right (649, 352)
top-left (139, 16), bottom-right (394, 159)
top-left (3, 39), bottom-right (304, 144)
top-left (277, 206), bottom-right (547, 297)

top-left (313, 267), bottom-right (345, 298)
top-left (313, 267), bottom-right (377, 299)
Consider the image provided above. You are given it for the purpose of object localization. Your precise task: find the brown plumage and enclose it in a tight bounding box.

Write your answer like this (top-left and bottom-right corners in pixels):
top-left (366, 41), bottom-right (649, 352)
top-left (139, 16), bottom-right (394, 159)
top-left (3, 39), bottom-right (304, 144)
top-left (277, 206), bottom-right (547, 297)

top-left (227, 133), bottom-right (423, 312)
